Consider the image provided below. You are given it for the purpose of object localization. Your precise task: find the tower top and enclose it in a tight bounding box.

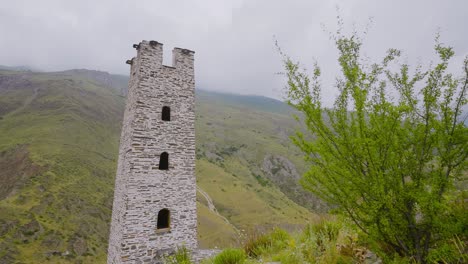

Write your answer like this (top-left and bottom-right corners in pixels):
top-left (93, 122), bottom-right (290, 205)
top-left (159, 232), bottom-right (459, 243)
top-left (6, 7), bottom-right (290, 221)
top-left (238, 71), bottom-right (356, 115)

top-left (126, 40), bottom-right (194, 71)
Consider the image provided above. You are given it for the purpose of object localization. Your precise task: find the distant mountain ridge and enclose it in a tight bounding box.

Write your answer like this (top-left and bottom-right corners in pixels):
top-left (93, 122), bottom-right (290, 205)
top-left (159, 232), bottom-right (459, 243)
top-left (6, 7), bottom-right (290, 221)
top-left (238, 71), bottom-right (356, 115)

top-left (0, 65), bottom-right (40, 72)
top-left (196, 90), bottom-right (293, 115)
top-left (1, 66), bottom-right (292, 114)
top-left (56, 69), bottom-right (129, 96)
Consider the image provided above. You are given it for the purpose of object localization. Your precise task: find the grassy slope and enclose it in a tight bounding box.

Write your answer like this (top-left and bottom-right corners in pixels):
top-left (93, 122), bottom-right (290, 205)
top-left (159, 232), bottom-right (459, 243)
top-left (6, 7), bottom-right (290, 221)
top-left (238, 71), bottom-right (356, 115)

top-left (0, 71), bottom-right (124, 263)
top-left (196, 91), bottom-right (326, 212)
top-left (197, 201), bottom-right (239, 249)
top-left (197, 160), bottom-right (315, 230)
top-left (0, 70), bottom-right (318, 263)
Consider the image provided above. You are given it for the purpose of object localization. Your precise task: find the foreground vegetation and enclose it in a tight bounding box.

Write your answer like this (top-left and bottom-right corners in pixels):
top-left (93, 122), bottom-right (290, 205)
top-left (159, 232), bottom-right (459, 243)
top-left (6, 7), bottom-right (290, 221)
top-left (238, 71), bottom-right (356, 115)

top-left (170, 216), bottom-right (466, 263)
top-left (280, 23), bottom-right (467, 263)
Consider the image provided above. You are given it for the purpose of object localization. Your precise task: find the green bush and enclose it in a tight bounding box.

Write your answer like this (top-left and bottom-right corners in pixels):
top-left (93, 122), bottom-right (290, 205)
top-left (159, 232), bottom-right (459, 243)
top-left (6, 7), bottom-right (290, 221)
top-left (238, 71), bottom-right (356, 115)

top-left (244, 228), bottom-right (290, 257)
top-left (426, 236), bottom-right (467, 264)
top-left (269, 228), bottom-right (290, 242)
top-left (298, 219), bottom-right (368, 263)
top-left (164, 247), bottom-right (192, 264)
top-left (244, 232), bottom-right (270, 257)
top-left (281, 19), bottom-right (468, 262)
top-left (213, 248), bottom-right (246, 264)
top-left (301, 220), bottom-right (341, 243)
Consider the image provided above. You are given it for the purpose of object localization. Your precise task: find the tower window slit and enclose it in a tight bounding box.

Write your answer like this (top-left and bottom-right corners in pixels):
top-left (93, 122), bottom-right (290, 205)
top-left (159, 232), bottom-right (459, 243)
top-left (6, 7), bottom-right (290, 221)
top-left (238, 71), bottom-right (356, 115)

top-left (157, 209), bottom-right (170, 229)
top-left (159, 152), bottom-right (169, 170)
top-left (162, 106), bottom-right (170, 121)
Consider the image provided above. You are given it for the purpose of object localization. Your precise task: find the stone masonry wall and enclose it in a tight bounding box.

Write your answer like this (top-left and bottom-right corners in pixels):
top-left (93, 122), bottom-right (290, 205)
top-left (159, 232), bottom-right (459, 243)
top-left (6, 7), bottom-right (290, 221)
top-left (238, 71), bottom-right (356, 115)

top-left (108, 40), bottom-right (197, 264)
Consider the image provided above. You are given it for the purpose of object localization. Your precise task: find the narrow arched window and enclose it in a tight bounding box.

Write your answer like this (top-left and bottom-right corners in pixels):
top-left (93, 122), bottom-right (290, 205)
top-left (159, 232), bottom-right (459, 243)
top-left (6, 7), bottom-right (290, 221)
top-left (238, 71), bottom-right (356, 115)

top-left (162, 106), bottom-right (170, 121)
top-left (159, 152), bottom-right (169, 170)
top-left (157, 209), bottom-right (170, 229)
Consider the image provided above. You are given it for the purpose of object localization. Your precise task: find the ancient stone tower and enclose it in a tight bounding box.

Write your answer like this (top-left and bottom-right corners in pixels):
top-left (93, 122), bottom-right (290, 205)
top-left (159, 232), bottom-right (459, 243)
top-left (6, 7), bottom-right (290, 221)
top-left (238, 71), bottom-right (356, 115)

top-left (108, 40), bottom-right (197, 263)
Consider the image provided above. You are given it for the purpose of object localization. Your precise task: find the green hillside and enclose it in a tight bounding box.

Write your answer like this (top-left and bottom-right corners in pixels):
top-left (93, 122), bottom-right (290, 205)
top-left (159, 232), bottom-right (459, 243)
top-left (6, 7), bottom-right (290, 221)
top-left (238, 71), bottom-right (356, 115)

top-left (196, 90), bottom-right (326, 213)
top-left (196, 90), bottom-right (294, 115)
top-left (0, 69), bottom-right (320, 263)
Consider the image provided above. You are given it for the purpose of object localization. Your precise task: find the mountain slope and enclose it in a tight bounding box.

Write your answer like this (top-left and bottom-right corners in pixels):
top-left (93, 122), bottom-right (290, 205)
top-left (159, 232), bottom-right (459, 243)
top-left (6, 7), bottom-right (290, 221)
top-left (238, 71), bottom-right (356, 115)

top-left (0, 69), bottom-right (320, 263)
top-left (196, 90), bottom-right (294, 115)
top-left (196, 90), bottom-right (326, 213)
top-left (0, 70), bottom-right (124, 263)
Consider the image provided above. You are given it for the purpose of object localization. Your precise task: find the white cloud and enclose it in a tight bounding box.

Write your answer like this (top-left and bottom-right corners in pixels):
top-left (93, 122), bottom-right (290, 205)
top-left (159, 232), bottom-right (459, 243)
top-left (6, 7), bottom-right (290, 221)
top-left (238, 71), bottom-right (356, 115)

top-left (0, 0), bottom-right (466, 101)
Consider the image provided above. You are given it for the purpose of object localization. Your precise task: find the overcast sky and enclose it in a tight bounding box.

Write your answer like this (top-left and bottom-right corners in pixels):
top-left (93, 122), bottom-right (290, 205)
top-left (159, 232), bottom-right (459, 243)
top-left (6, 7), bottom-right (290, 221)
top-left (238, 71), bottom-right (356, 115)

top-left (1, 0), bottom-right (467, 101)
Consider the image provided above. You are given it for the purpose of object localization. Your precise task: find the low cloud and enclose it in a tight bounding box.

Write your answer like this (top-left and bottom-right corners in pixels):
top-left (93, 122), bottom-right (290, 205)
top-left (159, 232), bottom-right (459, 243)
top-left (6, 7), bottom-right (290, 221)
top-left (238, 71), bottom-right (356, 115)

top-left (1, 0), bottom-right (466, 101)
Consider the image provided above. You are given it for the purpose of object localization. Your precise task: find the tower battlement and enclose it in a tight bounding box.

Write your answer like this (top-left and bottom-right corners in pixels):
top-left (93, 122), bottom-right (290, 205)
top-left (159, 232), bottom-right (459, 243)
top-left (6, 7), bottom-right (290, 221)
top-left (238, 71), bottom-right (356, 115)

top-left (108, 40), bottom-right (197, 263)
top-left (128, 40), bottom-right (194, 72)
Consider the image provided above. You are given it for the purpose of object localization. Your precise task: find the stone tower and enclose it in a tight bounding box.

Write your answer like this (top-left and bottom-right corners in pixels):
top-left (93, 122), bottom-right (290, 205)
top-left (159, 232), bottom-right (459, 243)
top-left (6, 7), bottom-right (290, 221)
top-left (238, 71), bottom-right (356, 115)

top-left (107, 40), bottom-right (197, 263)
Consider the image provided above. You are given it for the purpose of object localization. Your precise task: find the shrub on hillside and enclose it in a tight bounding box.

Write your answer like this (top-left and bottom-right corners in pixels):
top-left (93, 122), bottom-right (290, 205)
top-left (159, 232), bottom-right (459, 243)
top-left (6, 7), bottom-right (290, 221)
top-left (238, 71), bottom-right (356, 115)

top-left (243, 228), bottom-right (290, 257)
top-left (280, 22), bottom-right (468, 262)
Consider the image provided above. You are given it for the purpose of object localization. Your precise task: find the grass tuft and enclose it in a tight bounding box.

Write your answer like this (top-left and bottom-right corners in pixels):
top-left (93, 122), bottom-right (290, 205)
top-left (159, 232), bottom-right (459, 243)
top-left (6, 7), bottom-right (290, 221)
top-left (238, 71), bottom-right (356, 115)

top-left (164, 246), bottom-right (192, 264)
top-left (212, 248), bottom-right (246, 264)
top-left (243, 228), bottom-right (290, 257)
